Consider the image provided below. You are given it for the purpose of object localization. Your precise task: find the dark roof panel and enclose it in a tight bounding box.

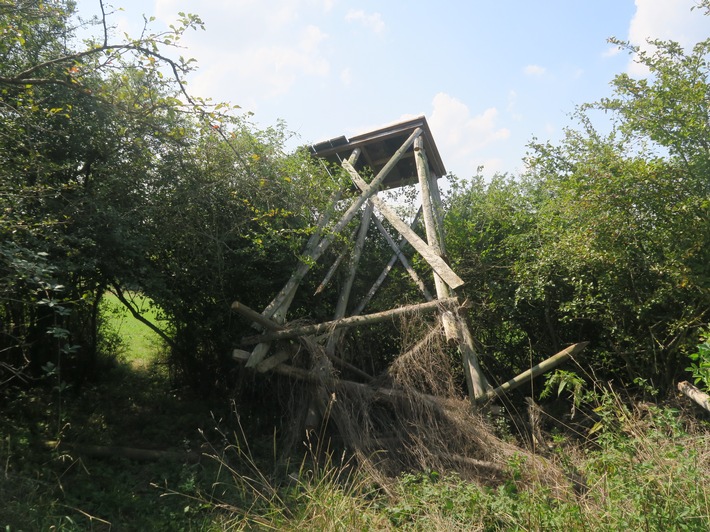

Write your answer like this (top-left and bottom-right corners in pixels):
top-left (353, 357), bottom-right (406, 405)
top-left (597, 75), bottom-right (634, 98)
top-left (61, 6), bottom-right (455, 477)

top-left (309, 116), bottom-right (446, 190)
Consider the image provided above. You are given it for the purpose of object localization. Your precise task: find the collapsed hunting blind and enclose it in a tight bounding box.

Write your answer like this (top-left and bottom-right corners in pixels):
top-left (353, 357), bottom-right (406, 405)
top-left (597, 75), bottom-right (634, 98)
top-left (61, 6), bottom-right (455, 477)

top-left (231, 116), bottom-right (587, 440)
top-left (232, 116), bottom-right (491, 401)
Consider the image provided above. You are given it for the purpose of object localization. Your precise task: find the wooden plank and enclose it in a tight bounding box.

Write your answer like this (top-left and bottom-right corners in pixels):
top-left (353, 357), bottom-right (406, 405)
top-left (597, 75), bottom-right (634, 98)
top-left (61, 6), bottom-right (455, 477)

top-left (242, 297), bottom-right (460, 345)
top-left (481, 342), bottom-right (589, 402)
top-left (342, 160), bottom-right (465, 290)
top-left (451, 313), bottom-right (491, 401)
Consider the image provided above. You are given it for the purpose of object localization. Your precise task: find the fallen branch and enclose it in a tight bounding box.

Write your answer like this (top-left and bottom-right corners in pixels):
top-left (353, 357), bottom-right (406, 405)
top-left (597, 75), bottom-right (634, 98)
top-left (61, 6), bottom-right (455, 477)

top-left (677, 380), bottom-right (710, 413)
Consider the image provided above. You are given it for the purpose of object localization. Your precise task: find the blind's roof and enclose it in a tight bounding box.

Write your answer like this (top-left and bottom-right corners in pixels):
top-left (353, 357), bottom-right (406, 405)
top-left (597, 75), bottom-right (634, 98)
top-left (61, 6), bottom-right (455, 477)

top-left (309, 116), bottom-right (446, 190)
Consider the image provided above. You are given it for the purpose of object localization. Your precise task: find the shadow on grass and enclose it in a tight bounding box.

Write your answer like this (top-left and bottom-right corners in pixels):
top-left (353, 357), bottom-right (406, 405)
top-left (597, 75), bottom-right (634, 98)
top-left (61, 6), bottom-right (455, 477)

top-left (0, 355), bottom-right (232, 531)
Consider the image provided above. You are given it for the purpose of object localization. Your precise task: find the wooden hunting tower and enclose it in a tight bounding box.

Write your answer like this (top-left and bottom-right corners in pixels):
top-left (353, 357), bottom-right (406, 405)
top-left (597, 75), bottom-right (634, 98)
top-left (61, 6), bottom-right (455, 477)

top-left (231, 116), bottom-right (492, 403)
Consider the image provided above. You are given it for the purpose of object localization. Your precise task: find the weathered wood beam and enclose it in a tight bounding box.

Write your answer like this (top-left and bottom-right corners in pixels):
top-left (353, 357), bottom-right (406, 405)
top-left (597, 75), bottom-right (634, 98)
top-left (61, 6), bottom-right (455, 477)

top-left (326, 202), bottom-right (373, 355)
top-left (231, 301), bottom-right (283, 331)
top-left (677, 380), bottom-right (710, 413)
top-left (414, 136), bottom-right (449, 300)
top-left (371, 213), bottom-right (433, 302)
top-left (480, 342), bottom-right (589, 402)
top-left (342, 159), bottom-right (465, 290)
top-left (242, 297), bottom-right (460, 345)
top-left (352, 208), bottom-right (424, 316)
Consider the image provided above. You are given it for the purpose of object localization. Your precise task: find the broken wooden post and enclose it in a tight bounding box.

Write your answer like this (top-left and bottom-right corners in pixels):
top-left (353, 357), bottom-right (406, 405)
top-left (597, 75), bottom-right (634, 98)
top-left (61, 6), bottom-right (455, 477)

top-left (480, 342), bottom-right (589, 402)
top-left (413, 136), bottom-right (490, 403)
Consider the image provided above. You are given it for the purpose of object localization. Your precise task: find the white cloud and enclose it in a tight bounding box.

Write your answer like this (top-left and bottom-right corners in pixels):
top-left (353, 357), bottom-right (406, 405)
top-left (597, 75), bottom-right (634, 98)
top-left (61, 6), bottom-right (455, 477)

top-left (507, 90), bottom-right (523, 121)
top-left (340, 67), bottom-right (352, 86)
top-left (345, 9), bottom-right (385, 34)
top-left (428, 92), bottom-right (511, 177)
top-left (627, 0), bottom-right (708, 75)
top-left (523, 64), bottom-right (546, 77)
top-left (150, 1), bottom-right (333, 106)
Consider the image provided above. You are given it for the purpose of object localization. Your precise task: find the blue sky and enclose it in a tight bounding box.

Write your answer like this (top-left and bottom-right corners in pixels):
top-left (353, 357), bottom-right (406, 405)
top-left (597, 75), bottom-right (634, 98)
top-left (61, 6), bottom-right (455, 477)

top-left (75, 1), bottom-right (709, 179)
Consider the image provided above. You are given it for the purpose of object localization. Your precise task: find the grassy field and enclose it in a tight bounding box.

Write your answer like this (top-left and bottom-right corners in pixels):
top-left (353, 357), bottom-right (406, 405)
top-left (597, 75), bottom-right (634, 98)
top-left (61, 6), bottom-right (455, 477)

top-left (101, 292), bottom-right (165, 369)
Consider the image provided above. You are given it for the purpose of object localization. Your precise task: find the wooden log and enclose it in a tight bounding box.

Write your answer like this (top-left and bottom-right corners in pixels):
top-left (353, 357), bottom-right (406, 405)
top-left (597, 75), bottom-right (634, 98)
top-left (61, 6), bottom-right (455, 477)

top-left (677, 380), bottom-right (710, 413)
top-left (415, 136), bottom-right (449, 300)
top-left (326, 203), bottom-right (373, 355)
top-left (45, 441), bottom-right (201, 463)
top-left (231, 301), bottom-right (283, 331)
top-left (242, 297), bottom-right (460, 345)
top-left (342, 159), bottom-right (465, 290)
top-left (480, 342), bottom-right (589, 402)
top-left (451, 313), bottom-right (490, 401)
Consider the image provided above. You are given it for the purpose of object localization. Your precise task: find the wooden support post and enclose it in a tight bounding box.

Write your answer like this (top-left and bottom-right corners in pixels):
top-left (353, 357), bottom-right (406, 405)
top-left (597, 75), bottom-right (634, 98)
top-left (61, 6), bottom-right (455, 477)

top-left (352, 208), bottom-right (424, 316)
top-left (242, 297), bottom-right (460, 345)
top-left (452, 313), bottom-right (490, 402)
top-left (326, 202), bottom-right (373, 355)
top-left (342, 160), bottom-right (464, 290)
top-left (247, 129), bottom-right (422, 367)
top-left (480, 342), bottom-right (589, 402)
top-left (414, 137), bottom-right (489, 402)
top-left (415, 136), bottom-right (450, 300)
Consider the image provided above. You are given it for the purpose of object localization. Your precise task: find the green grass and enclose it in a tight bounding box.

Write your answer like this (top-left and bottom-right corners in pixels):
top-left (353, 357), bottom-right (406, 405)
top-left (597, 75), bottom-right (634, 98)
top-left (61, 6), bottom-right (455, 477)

top-left (101, 292), bottom-right (165, 368)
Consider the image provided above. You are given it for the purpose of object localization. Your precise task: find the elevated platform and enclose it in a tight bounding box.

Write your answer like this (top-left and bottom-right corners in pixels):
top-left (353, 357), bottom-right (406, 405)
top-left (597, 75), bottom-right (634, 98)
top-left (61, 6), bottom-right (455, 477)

top-left (310, 116), bottom-right (446, 190)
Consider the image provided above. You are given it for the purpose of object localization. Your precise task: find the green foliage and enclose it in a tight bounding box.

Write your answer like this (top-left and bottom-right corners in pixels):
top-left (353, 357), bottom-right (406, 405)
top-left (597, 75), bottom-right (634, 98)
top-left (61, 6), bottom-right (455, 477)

top-left (445, 21), bottom-right (710, 389)
top-left (540, 369), bottom-right (586, 411)
top-left (686, 330), bottom-right (710, 391)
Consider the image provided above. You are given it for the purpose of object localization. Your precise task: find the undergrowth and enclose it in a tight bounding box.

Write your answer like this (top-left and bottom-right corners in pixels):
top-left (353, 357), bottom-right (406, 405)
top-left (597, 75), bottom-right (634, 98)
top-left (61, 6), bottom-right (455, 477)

top-left (1, 294), bottom-right (709, 530)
